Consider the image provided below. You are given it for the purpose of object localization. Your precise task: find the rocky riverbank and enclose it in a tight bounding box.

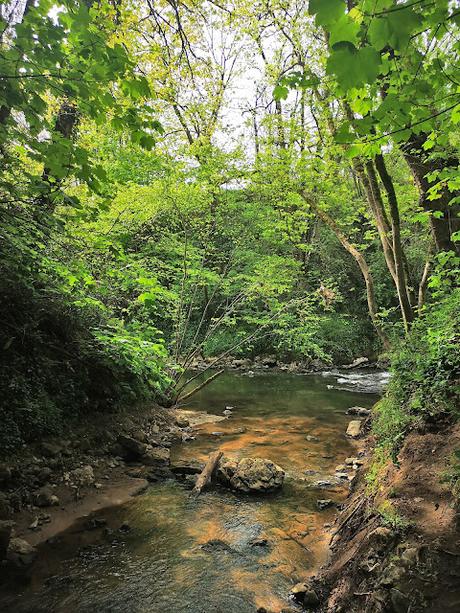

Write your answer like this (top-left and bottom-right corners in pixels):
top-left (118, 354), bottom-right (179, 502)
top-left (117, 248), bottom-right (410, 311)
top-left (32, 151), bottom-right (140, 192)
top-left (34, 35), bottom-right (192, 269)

top-left (293, 419), bottom-right (460, 612)
top-left (0, 403), bottom-right (215, 566)
top-left (189, 354), bottom-right (384, 374)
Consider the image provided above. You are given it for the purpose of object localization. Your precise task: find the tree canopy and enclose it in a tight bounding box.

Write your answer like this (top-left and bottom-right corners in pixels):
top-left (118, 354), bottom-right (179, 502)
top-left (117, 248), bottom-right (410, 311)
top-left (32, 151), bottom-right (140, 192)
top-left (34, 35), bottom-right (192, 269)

top-left (0, 0), bottom-right (458, 448)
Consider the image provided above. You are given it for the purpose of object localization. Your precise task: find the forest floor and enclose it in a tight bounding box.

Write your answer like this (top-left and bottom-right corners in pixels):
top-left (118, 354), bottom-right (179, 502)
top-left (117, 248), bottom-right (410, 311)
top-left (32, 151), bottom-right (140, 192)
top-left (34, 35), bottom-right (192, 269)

top-left (304, 420), bottom-right (460, 613)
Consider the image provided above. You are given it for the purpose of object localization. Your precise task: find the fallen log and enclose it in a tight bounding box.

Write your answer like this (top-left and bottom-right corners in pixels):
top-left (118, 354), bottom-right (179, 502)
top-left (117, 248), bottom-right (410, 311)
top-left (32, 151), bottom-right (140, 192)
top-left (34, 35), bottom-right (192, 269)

top-left (191, 451), bottom-right (223, 497)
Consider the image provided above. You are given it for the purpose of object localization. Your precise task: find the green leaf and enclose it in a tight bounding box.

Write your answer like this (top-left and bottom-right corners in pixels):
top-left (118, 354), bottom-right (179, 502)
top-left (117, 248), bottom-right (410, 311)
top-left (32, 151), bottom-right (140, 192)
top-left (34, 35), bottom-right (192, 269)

top-left (327, 44), bottom-right (381, 89)
top-left (273, 84), bottom-right (289, 100)
top-left (368, 17), bottom-right (392, 50)
top-left (309, 0), bottom-right (345, 26)
top-left (329, 15), bottom-right (360, 47)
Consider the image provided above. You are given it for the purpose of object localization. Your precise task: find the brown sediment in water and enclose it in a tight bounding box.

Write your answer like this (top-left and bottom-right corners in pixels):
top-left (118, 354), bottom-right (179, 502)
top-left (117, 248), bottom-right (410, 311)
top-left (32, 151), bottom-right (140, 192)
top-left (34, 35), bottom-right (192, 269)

top-left (228, 567), bottom-right (288, 612)
top-left (175, 414), bottom-right (357, 478)
top-left (0, 373), bottom-right (377, 613)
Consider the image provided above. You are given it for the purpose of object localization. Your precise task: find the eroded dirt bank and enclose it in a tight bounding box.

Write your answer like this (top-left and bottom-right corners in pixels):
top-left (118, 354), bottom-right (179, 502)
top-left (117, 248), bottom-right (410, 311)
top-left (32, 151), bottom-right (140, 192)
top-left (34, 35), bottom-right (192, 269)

top-left (297, 421), bottom-right (460, 613)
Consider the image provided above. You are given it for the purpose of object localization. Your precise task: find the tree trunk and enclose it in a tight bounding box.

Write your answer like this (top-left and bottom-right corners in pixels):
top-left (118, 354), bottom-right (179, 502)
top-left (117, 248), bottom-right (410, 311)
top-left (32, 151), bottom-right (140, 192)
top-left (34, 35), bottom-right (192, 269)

top-left (374, 154), bottom-right (414, 331)
top-left (402, 134), bottom-right (460, 255)
top-left (37, 101), bottom-right (80, 214)
top-left (353, 158), bottom-right (396, 281)
top-left (302, 193), bottom-right (389, 349)
top-left (275, 98), bottom-right (286, 149)
top-left (417, 241), bottom-right (434, 312)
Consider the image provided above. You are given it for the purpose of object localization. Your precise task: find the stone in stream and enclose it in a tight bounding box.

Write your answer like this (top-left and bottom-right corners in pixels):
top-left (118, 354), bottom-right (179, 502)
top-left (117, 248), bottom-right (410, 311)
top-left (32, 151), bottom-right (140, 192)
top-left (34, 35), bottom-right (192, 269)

top-left (342, 356), bottom-right (369, 369)
top-left (346, 420), bottom-right (362, 438)
top-left (316, 499), bottom-right (334, 510)
top-left (345, 457), bottom-right (364, 468)
top-left (346, 406), bottom-right (370, 417)
top-left (290, 582), bottom-right (320, 607)
top-left (175, 416), bottom-right (190, 429)
top-left (170, 459), bottom-right (205, 475)
top-left (217, 457), bottom-right (284, 493)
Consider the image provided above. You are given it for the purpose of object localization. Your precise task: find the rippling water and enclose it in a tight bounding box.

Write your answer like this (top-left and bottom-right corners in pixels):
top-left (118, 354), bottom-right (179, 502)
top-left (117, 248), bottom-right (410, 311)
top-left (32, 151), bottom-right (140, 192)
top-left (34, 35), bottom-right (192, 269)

top-left (0, 370), bottom-right (383, 613)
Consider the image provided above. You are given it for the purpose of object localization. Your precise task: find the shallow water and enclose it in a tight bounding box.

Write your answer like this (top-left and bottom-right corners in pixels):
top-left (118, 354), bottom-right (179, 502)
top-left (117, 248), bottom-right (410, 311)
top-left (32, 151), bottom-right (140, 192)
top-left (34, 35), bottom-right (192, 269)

top-left (0, 370), bottom-right (381, 613)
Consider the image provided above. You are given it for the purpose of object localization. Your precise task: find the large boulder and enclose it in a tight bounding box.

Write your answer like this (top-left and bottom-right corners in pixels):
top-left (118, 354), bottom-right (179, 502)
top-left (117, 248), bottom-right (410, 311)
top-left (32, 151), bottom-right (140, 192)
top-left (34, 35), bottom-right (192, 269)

top-left (218, 457), bottom-right (284, 494)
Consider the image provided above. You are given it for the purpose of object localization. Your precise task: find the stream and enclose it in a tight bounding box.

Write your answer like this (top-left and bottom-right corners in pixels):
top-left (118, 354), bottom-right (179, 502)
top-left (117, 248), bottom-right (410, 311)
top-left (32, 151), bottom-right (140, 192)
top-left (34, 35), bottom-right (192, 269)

top-left (0, 370), bottom-right (383, 613)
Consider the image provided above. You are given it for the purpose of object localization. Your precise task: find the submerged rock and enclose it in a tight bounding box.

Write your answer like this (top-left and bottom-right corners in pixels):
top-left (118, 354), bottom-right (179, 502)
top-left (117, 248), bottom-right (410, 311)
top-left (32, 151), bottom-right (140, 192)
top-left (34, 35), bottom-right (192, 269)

top-left (201, 538), bottom-right (236, 553)
top-left (217, 457), bottom-right (284, 493)
top-left (303, 589), bottom-right (320, 607)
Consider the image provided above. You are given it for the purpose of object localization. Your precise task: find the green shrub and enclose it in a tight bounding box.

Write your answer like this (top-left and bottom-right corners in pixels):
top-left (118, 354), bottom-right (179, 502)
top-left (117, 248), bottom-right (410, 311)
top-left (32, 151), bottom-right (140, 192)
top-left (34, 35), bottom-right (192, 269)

top-left (373, 288), bottom-right (460, 454)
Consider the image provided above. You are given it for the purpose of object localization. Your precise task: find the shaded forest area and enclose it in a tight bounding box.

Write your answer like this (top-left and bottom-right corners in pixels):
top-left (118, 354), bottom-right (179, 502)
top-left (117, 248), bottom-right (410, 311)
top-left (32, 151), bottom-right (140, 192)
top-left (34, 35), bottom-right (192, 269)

top-left (0, 0), bottom-right (458, 492)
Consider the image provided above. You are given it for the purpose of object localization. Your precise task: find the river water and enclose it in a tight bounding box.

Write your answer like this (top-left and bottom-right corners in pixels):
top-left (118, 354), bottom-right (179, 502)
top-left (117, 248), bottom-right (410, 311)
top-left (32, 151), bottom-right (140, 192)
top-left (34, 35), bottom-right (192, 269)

top-left (0, 370), bottom-right (382, 612)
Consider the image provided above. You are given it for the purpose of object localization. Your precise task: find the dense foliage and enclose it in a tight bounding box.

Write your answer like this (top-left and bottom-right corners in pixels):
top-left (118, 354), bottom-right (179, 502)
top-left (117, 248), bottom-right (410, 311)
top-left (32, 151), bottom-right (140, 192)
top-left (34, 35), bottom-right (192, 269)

top-left (0, 0), bottom-right (458, 450)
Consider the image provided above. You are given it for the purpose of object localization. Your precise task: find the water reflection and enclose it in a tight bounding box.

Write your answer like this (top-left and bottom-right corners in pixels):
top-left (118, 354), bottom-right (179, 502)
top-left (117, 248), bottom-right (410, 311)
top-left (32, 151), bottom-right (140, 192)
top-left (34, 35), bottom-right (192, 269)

top-left (0, 371), bottom-right (380, 613)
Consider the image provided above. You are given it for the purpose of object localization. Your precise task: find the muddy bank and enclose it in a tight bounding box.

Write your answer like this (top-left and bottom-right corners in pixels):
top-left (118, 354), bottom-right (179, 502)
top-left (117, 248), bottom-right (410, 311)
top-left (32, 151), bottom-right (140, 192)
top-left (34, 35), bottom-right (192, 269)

top-left (300, 421), bottom-right (460, 612)
top-left (0, 403), bottom-right (223, 557)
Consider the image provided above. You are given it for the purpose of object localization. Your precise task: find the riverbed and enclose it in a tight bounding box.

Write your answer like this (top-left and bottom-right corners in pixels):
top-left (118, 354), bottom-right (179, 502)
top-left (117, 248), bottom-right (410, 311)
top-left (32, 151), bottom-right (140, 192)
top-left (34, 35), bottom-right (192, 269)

top-left (0, 370), bottom-right (382, 612)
